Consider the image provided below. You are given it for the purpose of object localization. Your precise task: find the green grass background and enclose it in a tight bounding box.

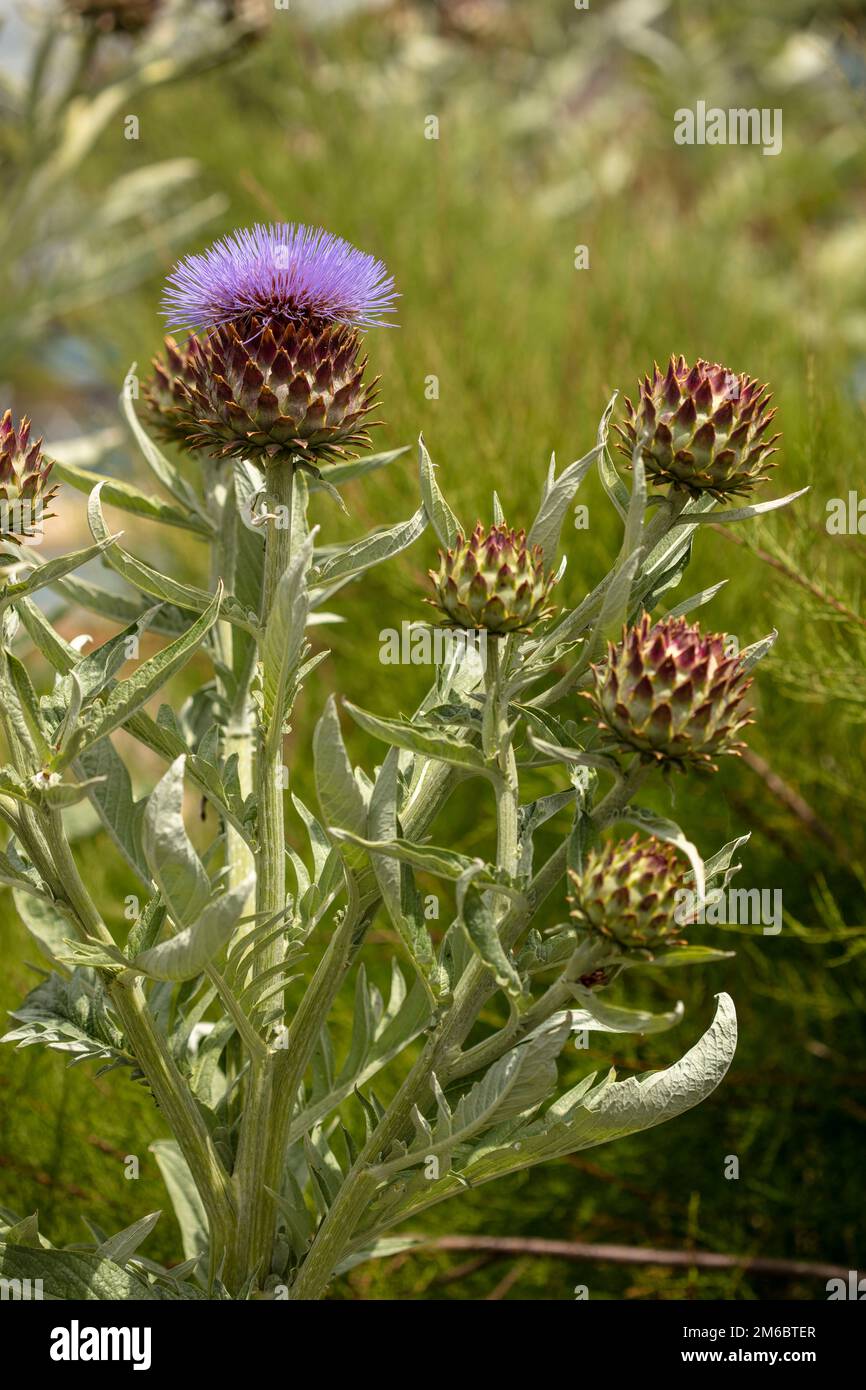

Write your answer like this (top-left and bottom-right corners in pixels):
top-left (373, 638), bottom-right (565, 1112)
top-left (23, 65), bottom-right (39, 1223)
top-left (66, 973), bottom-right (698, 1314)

top-left (1, 0), bottom-right (865, 1298)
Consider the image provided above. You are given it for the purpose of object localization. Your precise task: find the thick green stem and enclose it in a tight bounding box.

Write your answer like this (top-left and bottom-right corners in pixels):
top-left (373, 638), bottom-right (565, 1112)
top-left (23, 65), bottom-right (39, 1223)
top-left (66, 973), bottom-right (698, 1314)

top-left (41, 812), bottom-right (235, 1277)
top-left (226, 461), bottom-right (297, 1291)
top-left (254, 461), bottom-right (295, 974)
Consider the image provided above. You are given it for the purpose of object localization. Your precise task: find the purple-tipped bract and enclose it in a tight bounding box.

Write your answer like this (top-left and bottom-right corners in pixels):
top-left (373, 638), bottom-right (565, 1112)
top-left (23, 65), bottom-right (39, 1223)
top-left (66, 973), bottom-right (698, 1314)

top-left (162, 223), bottom-right (398, 334)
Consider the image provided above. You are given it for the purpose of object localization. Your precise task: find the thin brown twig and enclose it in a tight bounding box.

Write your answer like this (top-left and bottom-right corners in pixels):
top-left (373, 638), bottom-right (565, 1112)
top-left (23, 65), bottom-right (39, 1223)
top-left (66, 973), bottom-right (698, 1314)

top-left (486, 1258), bottom-right (530, 1300)
top-left (403, 1234), bottom-right (849, 1283)
top-left (710, 524), bottom-right (865, 629)
top-left (740, 746), bottom-right (839, 854)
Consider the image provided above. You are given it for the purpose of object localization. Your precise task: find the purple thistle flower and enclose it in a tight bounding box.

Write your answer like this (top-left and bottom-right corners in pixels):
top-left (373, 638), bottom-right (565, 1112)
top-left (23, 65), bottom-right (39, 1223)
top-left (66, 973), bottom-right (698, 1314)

top-left (162, 223), bottom-right (398, 334)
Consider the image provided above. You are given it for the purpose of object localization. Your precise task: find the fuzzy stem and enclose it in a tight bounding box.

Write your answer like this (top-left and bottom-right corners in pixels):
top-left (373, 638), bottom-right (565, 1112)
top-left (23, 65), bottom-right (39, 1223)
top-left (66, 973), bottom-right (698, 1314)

top-left (485, 637), bottom-right (520, 879)
top-left (254, 461), bottom-right (296, 978)
top-left (226, 460), bottom-right (297, 1292)
top-left (40, 811), bottom-right (235, 1279)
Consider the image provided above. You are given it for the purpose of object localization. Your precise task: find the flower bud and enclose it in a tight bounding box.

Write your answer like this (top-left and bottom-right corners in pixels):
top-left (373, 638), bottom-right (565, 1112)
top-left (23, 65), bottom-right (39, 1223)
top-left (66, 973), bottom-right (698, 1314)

top-left (615, 355), bottom-right (780, 500)
top-left (568, 834), bottom-right (688, 954)
top-left (586, 612), bottom-right (753, 768)
top-left (0, 412), bottom-right (58, 544)
top-left (428, 522), bottom-right (555, 633)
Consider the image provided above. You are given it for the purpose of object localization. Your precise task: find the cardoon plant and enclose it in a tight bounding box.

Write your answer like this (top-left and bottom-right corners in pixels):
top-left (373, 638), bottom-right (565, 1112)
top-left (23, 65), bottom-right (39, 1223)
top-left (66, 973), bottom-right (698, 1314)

top-left (0, 238), bottom-right (805, 1298)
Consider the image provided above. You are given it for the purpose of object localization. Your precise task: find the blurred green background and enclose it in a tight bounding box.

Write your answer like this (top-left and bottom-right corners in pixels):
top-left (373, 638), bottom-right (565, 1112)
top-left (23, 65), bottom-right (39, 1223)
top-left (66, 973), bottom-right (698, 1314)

top-left (1, 0), bottom-right (865, 1298)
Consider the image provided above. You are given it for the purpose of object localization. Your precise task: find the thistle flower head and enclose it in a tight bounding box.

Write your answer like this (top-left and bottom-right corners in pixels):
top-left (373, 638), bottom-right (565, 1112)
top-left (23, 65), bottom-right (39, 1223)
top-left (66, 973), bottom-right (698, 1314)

top-left (568, 833), bottom-right (688, 955)
top-left (585, 611), bottom-right (753, 768)
top-left (147, 224), bottom-right (395, 467)
top-left (428, 522), bottom-right (556, 633)
top-left (615, 355), bottom-right (780, 500)
top-left (0, 412), bottom-right (59, 543)
top-left (161, 223), bottom-right (397, 335)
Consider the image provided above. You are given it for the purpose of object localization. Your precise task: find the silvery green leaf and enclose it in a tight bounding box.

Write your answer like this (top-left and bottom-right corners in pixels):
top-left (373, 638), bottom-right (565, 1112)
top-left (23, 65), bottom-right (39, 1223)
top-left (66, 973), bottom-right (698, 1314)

top-left (419, 435), bottom-right (462, 547)
top-left (333, 1236), bottom-right (424, 1276)
top-left (2, 535), bottom-right (119, 602)
top-left (132, 873), bottom-right (255, 981)
top-left (0, 765), bottom-right (35, 805)
top-left (58, 586), bottom-right (222, 768)
top-left (665, 579), bottom-right (728, 619)
top-left (0, 1243), bottom-right (167, 1300)
top-left (526, 732), bottom-right (621, 776)
top-left (150, 1140), bottom-right (208, 1263)
top-left (87, 483), bottom-right (254, 634)
top-left (739, 629), bottom-right (777, 671)
top-left (5, 653), bottom-right (52, 760)
top-left (325, 445), bottom-right (410, 488)
top-left (313, 506), bottom-right (426, 587)
top-left (585, 547), bottom-right (643, 666)
top-left (329, 829), bottom-right (520, 899)
top-left (703, 832), bottom-right (751, 885)
top-left (366, 750), bottom-right (447, 1002)
top-left (121, 378), bottom-right (206, 518)
top-left (669, 487), bottom-right (809, 527)
top-left (528, 443), bottom-right (599, 562)
top-left (53, 672), bottom-right (83, 756)
top-left (52, 574), bottom-right (191, 637)
top-left (143, 755), bottom-right (210, 927)
top-left (76, 738), bottom-right (148, 882)
top-left (623, 945), bottom-right (735, 970)
top-left (96, 1211), bottom-right (161, 1267)
top-left (313, 694), bottom-right (367, 840)
top-left (39, 775), bottom-right (107, 809)
top-left (262, 530), bottom-right (315, 750)
top-left (620, 445), bottom-right (647, 560)
top-left (14, 595), bottom-right (80, 674)
top-left (49, 452), bottom-right (211, 536)
top-left (344, 700), bottom-right (495, 779)
top-left (561, 991), bottom-right (685, 1034)
top-left (457, 876), bottom-right (525, 1001)
top-left (620, 807), bottom-right (706, 905)
top-left (596, 391), bottom-right (629, 520)
top-left (517, 787), bottom-right (576, 877)
top-left (120, 710), bottom-right (251, 846)
top-left (362, 995), bottom-right (737, 1232)
top-left (11, 888), bottom-right (74, 964)
top-left (2, 968), bottom-right (129, 1067)
top-left (288, 975), bottom-right (432, 1146)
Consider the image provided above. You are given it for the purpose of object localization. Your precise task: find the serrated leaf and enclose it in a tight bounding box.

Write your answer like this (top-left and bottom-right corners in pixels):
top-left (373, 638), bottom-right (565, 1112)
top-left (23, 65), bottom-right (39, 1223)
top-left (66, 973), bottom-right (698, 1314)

top-left (313, 506), bottom-right (426, 587)
top-left (142, 755), bottom-right (210, 926)
top-left (132, 872), bottom-right (255, 981)
top-left (149, 1140), bottom-right (208, 1263)
top-left (528, 443), bottom-right (599, 562)
top-left (49, 453), bottom-right (211, 535)
top-left (313, 694), bottom-right (367, 839)
top-left (418, 436), bottom-right (462, 547)
top-left (57, 585), bottom-right (222, 768)
top-left (344, 701), bottom-right (494, 778)
top-left (0, 1243), bottom-right (168, 1300)
top-left (262, 530), bottom-right (314, 750)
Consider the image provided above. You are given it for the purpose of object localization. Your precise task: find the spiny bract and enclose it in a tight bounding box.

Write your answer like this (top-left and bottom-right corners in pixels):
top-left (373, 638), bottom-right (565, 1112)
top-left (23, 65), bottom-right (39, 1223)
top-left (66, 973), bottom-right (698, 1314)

top-left (0, 412), bottom-right (59, 544)
top-left (568, 833), bottom-right (689, 955)
top-left (144, 321), bottom-right (378, 465)
top-left (585, 611), bottom-right (753, 768)
top-left (428, 522), bottom-right (556, 633)
top-left (615, 355), bottom-right (780, 500)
